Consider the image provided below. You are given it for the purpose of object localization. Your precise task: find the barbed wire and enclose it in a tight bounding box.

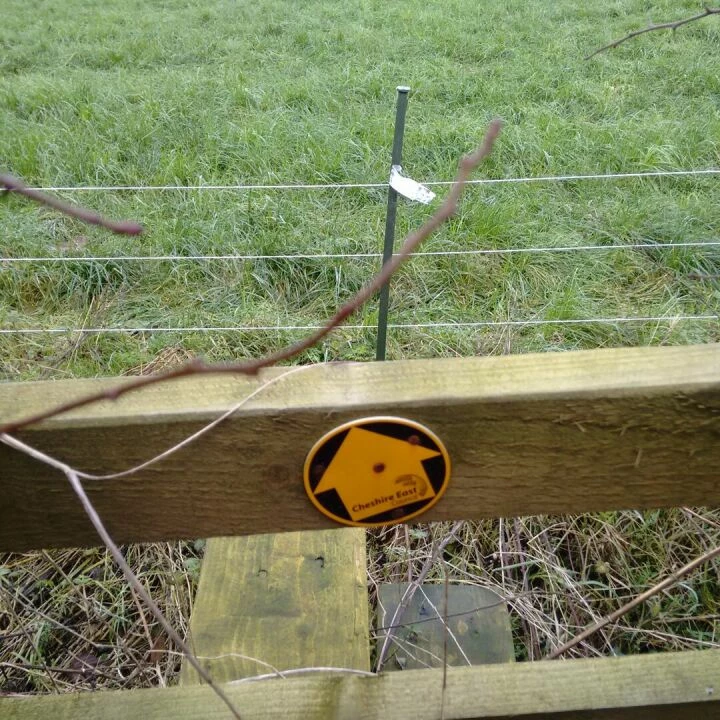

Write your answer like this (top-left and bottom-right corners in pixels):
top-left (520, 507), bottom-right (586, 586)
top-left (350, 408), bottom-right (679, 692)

top-left (1, 315), bottom-right (717, 335)
top-left (21, 168), bottom-right (720, 193)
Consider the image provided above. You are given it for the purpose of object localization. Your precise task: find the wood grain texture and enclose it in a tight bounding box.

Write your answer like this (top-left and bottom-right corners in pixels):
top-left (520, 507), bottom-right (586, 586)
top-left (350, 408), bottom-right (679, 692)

top-left (3, 649), bottom-right (719, 719)
top-left (179, 529), bottom-right (369, 684)
top-left (2, 344), bottom-right (719, 551)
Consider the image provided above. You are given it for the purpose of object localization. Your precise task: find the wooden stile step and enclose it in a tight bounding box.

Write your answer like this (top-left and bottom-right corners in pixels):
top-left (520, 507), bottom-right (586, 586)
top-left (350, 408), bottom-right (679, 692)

top-left (180, 528), bottom-right (369, 684)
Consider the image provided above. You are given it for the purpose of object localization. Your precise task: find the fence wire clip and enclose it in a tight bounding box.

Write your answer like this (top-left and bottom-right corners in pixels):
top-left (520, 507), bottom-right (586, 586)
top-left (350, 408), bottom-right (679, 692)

top-left (389, 165), bottom-right (436, 205)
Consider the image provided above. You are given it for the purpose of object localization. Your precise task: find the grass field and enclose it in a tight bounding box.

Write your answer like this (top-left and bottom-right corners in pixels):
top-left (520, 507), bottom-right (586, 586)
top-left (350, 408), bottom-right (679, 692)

top-left (2, 0), bottom-right (720, 695)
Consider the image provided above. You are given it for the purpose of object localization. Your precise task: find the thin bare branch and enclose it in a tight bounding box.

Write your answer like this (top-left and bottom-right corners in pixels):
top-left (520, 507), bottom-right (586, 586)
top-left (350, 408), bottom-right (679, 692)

top-left (586, 7), bottom-right (720, 59)
top-left (545, 543), bottom-right (720, 659)
top-left (228, 667), bottom-right (376, 684)
top-left (77, 365), bottom-right (313, 480)
top-left (0, 433), bottom-right (242, 720)
top-left (1, 173), bottom-right (143, 235)
top-left (0, 119), bottom-right (501, 434)
top-left (0, 368), bottom-right (325, 708)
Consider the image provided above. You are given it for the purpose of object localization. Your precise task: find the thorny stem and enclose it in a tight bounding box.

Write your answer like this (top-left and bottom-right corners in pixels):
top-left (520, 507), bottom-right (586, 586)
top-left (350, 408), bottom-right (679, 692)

top-left (0, 119), bottom-right (502, 434)
top-left (586, 7), bottom-right (720, 59)
top-left (1, 173), bottom-right (143, 235)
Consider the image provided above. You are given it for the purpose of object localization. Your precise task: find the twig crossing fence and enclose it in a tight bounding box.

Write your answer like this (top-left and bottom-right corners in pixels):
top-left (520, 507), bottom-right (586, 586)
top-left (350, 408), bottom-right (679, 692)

top-left (2, 82), bottom-right (718, 352)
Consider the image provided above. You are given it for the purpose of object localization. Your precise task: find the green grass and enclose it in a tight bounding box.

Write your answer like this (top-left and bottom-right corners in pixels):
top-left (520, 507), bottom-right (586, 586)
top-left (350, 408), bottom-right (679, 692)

top-left (1, 0), bottom-right (720, 693)
top-left (1, 0), bottom-right (719, 377)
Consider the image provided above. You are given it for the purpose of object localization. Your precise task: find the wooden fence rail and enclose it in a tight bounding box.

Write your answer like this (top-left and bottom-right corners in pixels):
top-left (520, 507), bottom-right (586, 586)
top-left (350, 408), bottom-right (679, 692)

top-left (4, 649), bottom-right (720, 718)
top-left (2, 343), bottom-right (720, 719)
top-left (1, 344), bottom-right (719, 551)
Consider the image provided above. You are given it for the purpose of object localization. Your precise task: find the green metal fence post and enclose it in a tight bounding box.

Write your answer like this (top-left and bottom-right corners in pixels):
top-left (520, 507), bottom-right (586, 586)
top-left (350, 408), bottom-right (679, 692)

top-left (376, 85), bottom-right (410, 361)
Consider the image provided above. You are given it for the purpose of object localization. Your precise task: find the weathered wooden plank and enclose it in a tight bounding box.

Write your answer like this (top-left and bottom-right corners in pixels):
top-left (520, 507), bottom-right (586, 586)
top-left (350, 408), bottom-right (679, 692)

top-left (2, 649), bottom-right (719, 718)
top-left (1, 344), bottom-right (719, 551)
top-left (179, 529), bottom-right (369, 684)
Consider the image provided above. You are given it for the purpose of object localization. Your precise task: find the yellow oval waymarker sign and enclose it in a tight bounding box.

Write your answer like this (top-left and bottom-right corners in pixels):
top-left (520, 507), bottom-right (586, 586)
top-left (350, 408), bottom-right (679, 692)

top-left (303, 417), bottom-right (451, 527)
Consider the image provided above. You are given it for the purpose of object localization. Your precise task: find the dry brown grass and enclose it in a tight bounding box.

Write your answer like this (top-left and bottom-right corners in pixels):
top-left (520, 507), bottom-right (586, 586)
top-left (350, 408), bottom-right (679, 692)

top-left (0, 542), bottom-right (203, 694)
top-left (4, 509), bottom-right (718, 695)
top-left (368, 511), bottom-right (720, 662)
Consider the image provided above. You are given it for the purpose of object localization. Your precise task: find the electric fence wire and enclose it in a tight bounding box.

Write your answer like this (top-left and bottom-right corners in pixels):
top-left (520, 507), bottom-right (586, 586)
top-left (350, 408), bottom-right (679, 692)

top-left (3, 166), bottom-right (717, 336)
top-left (21, 167), bottom-right (720, 193)
top-left (1, 316), bottom-right (718, 335)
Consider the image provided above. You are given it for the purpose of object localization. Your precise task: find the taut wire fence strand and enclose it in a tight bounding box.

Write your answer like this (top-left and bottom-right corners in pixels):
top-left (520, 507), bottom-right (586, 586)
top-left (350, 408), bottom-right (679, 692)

top-left (19, 167), bottom-right (720, 193)
top-left (1, 316), bottom-right (719, 335)
top-left (4, 240), bottom-right (720, 263)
